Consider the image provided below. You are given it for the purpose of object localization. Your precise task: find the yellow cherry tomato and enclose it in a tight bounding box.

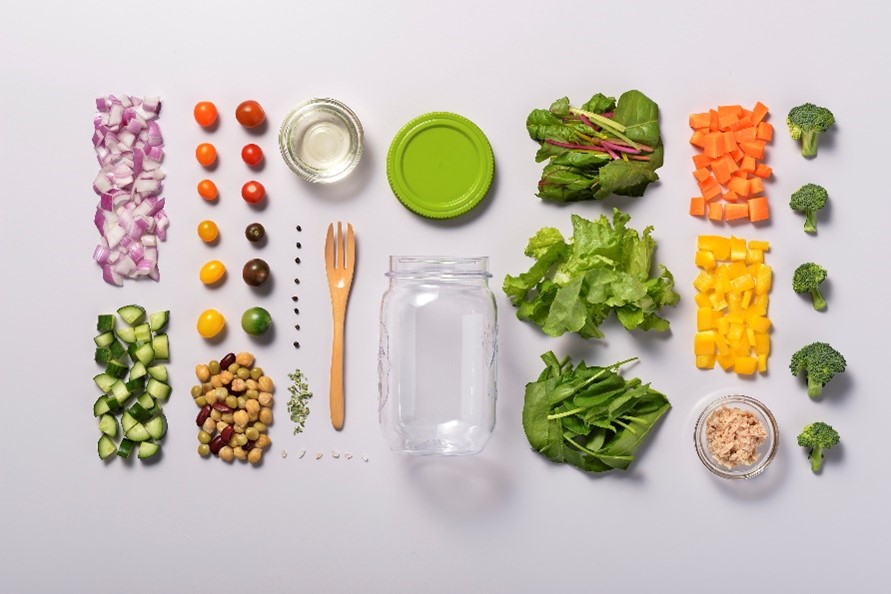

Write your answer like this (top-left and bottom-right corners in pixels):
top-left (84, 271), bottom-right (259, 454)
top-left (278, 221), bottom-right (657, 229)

top-left (197, 309), bottom-right (225, 338)
top-left (199, 260), bottom-right (226, 285)
top-left (197, 220), bottom-right (219, 243)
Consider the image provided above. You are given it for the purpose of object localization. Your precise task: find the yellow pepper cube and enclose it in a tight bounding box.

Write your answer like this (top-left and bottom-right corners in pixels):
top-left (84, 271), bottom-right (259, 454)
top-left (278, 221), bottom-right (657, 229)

top-left (725, 312), bottom-right (745, 325)
top-left (698, 235), bottom-right (730, 260)
top-left (694, 292), bottom-right (712, 308)
top-left (695, 250), bottom-right (717, 270)
top-left (710, 295), bottom-right (728, 311)
top-left (694, 331), bottom-right (717, 355)
top-left (696, 355), bottom-right (716, 369)
top-left (745, 249), bottom-right (764, 264)
top-left (727, 323), bottom-right (744, 343)
top-left (729, 274), bottom-right (755, 293)
top-left (755, 264), bottom-right (772, 295)
top-left (715, 332), bottom-right (731, 356)
top-left (748, 239), bottom-right (770, 251)
top-left (757, 354), bottom-right (768, 373)
top-left (749, 315), bottom-right (771, 333)
top-left (751, 296), bottom-right (769, 316)
top-left (730, 236), bottom-right (747, 261)
top-left (732, 339), bottom-right (752, 358)
top-left (716, 266), bottom-right (731, 293)
top-left (734, 356), bottom-right (758, 375)
top-left (746, 327), bottom-right (757, 347)
top-left (754, 333), bottom-right (770, 355)
top-left (697, 308), bottom-right (716, 331)
top-left (741, 289), bottom-right (753, 309)
top-left (717, 317), bottom-right (731, 335)
top-left (728, 261), bottom-right (748, 279)
top-left (717, 353), bottom-right (736, 370)
top-left (693, 271), bottom-right (715, 292)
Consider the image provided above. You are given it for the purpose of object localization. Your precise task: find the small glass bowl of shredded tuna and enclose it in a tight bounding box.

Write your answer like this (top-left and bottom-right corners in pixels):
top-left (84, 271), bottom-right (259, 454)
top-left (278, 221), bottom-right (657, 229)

top-left (694, 394), bottom-right (779, 479)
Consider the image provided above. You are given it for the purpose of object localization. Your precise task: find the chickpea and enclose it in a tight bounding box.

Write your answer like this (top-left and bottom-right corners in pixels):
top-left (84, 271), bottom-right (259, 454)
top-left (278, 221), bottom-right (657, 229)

top-left (237, 396), bottom-right (246, 409)
top-left (258, 375), bottom-right (274, 392)
top-left (219, 446), bottom-right (234, 462)
top-left (253, 422), bottom-right (267, 434)
top-left (202, 417), bottom-right (216, 433)
top-left (225, 395), bottom-right (238, 409)
top-left (258, 392), bottom-right (273, 407)
top-left (221, 412), bottom-right (235, 425)
top-left (233, 446), bottom-right (247, 460)
top-left (210, 375), bottom-right (223, 388)
top-left (215, 387), bottom-right (228, 400)
top-left (255, 434), bottom-right (270, 450)
top-left (236, 433), bottom-right (248, 446)
top-left (248, 448), bottom-right (262, 465)
top-left (245, 399), bottom-right (260, 415)
top-left (210, 409), bottom-right (222, 422)
top-left (234, 424), bottom-right (245, 434)
top-left (245, 389), bottom-right (259, 400)
top-left (233, 410), bottom-right (250, 428)
top-left (202, 382), bottom-right (214, 393)
top-left (216, 420), bottom-right (228, 433)
top-left (220, 370), bottom-right (233, 385)
top-left (205, 390), bottom-right (218, 405)
top-left (195, 364), bottom-right (211, 382)
top-left (245, 426), bottom-right (260, 441)
top-left (245, 379), bottom-right (258, 391)
top-left (236, 352), bottom-right (255, 367)
top-left (259, 407), bottom-right (273, 425)
top-left (228, 436), bottom-right (239, 448)
top-left (231, 378), bottom-right (246, 393)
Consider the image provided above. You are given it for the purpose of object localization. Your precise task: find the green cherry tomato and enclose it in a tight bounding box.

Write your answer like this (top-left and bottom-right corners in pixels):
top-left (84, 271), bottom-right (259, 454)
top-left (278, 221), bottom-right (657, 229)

top-left (241, 307), bottom-right (272, 336)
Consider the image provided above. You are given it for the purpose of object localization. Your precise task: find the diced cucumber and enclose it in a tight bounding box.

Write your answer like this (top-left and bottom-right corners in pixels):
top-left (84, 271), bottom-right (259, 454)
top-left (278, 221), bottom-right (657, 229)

top-left (93, 373), bottom-right (117, 393)
top-left (95, 347), bottom-right (112, 364)
top-left (93, 395), bottom-right (112, 417)
top-left (117, 438), bottom-right (135, 459)
top-left (115, 325), bottom-right (136, 344)
top-left (147, 364), bottom-right (168, 382)
top-left (97, 314), bottom-right (116, 332)
top-left (110, 380), bottom-right (132, 406)
top-left (94, 331), bottom-right (116, 348)
top-left (145, 414), bottom-right (167, 440)
top-left (128, 342), bottom-right (155, 366)
top-left (133, 323), bottom-right (152, 344)
top-left (121, 411), bottom-right (137, 432)
top-left (138, 440), bottom-right (160, 459)
top-left (125, 422), bottom-right (151, 442)
top-left (149, 310), bottom-right (169, 332)
top-left (105, 360), bottom-right (129, 379)
top-left (130, 361), bottom-right (147, 380)
top-left (116, 304), bottom-right (146, 325)
top-left (151, 334), bottom-right (169, 360)
top-left (98, 435), bottom-right (117, 460)
top-left (136, 392), bottom-right (156, 411)
top-left (98, 413), bottom-right (119, 437)
top-left (124, 376), bottom-right (146, 396)
top-left (128, 402), bottom-right (154, 424)
top-left (146, 378), bottom-right (171, 401)
top-left (109, 340), bottom-right (127, 361)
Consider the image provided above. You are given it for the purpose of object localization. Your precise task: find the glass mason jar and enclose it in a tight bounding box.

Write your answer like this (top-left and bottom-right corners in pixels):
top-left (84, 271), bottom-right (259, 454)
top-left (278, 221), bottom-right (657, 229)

top-left (378, 257), bottom-right (497, 455)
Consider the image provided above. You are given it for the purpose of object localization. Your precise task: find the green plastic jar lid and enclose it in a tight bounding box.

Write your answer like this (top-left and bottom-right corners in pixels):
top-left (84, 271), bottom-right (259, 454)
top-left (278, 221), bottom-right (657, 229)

top-left (386, 112), bottom-right (494, 219)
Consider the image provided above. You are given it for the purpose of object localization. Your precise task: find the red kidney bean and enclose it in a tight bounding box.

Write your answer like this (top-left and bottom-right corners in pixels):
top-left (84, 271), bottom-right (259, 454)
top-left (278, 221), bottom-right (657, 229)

top-left (212, 402), bottom-right (232, 413)
top-left (209, 435), bottom-right (225, 455)
top-left (220, 353), bottom-right (236, 369)
top-left (196, 404), bottom-right (211, 427)
top-left (221, 425), bottom-right (234, 442)
top-left (244, 440), bottom-right (255, 451)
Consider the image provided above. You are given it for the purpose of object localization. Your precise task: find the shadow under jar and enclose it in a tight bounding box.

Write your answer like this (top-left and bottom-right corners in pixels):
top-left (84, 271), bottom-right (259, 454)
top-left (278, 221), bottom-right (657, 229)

top-left (379, 257), bottom-right (497, 455)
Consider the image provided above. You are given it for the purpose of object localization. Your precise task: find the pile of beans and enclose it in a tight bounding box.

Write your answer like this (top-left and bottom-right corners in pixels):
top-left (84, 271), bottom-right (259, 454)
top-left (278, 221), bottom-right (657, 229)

top-left (192, 351), bottom-right (273, 464)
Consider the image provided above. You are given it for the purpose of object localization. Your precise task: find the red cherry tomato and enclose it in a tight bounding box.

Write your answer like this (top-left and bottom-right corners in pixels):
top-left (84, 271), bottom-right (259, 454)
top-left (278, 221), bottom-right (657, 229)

top-left (235, 100), bottom-right (265, 128)
top-left (241, 144), bottom-right (264, 167)
top-left (241, 181), bottom-right (266, 204)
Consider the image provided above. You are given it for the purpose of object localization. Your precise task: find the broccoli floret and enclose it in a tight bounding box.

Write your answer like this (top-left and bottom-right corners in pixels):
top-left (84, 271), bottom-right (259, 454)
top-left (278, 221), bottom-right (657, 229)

top-left (792, 262), bottom-right (828, 310)
top-left (797, 421), bottom-right (840, 473)
top-left (790, 342), bottom-right (847, 399)
top-left (787, 103), bottom-right (835, 158)
top-left (789, 183), bottom-right (828, 233)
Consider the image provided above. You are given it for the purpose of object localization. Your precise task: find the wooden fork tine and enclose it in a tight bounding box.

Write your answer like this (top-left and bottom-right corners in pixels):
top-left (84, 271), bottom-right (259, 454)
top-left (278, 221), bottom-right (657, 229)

top-left (336, 222), bottom-right (344, 269)
top-left (325, 223), bottom-right (334, 269)
top-left (346, 224), bottom-right (355, 271)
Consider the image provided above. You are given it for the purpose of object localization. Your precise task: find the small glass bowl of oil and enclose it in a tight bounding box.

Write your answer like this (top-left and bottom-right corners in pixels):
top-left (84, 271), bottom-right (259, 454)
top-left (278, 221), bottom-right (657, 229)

top-left (279, 98), bottom-right (364, 183)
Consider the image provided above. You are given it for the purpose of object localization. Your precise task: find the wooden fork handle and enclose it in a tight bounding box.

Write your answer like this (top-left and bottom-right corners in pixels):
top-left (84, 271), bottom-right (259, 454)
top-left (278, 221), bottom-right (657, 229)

top-left (329, 300), bottom-right (346, 430)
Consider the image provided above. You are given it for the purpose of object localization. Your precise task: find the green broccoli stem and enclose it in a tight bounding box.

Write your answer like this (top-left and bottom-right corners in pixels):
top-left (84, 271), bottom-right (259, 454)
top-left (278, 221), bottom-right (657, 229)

top-left (807, 375), bottom-right (824, 399)
top-left (801, 130), bottom-right (819, 157)
top-left (809, 446), bottom-right (824, 472)
top-left (810, 288), bottom-right (827, 311)
top-left (804, 210), bottom-right (817, 233)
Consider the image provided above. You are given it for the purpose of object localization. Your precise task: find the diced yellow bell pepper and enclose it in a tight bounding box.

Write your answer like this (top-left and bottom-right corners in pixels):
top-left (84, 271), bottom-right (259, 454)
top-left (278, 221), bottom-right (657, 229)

top-left (730, 236), bottom-right (747, 261)
top-left (732, 340), bottom-right (752, 358)
top-left (745, 249), bottom-right (764, 264)
top-left (696, 355), bottom-right (716, 369)
top-left (694, 292), bottom-right (712, 308)
top-left (715, 332), bottom-right (731, 356)
top-left (717, 317), bottom-right (731, 335)
top-left (695, 249), bottom-right (717, 271)
top-left (748, 239), bottom-right (770, 251)
top-left (725, 312), bottom-right (745, 325)
top-left (727, 323), bottom-right (744, 343)
top-left (757, 354), bottom-right (768, 373)
top-left (734, 357), bottom-right (758, 375)
top-left (749, 315), bottom-right (771, 333)
top-left (741, 289), bottom-right (753, 309)
top-left (755, 264), bottom-right (772, 295)
top-left (751, 296), bottom-right (769, 316)
top-left (694, 331), bottom-right (716, 355)
top-left (698, 235), bottom-right (730, 260)
top-left (754, 333), bottom-right (770, 355)
top-left (729, 274), bottom-right (755, 293)
top-left (697, 308), bottom-right (715, 331)
top-left (728, 261), bottom-right (748, 279)
top-left (746, 327), bottom-right (757, 347)
top-left (710, 295), bottom-right (728, 311)
top-left (693, 271), bottom-right (715, 292)
top-left (717, 353), bottom-right (736, 370)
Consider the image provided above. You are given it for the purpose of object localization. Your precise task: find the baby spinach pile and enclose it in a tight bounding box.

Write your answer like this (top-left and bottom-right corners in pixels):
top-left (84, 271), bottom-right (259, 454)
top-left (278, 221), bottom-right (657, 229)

top-left (503, 209), bottom-right (679, 339)
top-left (523, 351), bottom-right (670, 473)
top-left (527, 90), bottom-right (664, 202)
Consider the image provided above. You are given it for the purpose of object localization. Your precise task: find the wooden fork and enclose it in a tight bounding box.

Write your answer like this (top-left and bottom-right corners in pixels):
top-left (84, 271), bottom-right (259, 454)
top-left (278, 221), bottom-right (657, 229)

top-left (324, 222), bottom-right (355, 430)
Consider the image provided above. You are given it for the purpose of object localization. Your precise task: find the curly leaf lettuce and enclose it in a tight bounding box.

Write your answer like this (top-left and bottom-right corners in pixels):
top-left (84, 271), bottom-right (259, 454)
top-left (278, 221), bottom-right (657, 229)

top-left (503, 209), bottom-right (678, 339)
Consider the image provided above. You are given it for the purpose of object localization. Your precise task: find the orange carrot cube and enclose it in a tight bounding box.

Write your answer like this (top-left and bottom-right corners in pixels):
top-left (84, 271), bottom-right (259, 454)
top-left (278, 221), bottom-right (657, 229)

top-left (756, 122), bottom-right (773, 141)
top-left (708, 202), bottom-right (723, 221)
top-left (689, 196), bottom-right (706, 216)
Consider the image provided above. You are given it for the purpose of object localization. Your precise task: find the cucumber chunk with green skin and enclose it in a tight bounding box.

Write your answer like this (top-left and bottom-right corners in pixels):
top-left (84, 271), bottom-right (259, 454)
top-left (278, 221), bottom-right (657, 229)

top-left (98, 414), bottom-right (119, 437)
top-left (149, 310), bottom-right (169, 332)
top-left (146, 414), bottom-right (167, 440)
top-left (120, 411), bottom-right (137, 433)
top-left (117, 438), bottom-right (135, 459)
top-left (115, 325), bottom-right (136, 344)
top-left (105, 360), bottom-right (129, 379)
top-left (99, 435), bottom-right (117, 460)
top-left (93, 395), bottom-right (112, 417)
top-left (109, 380), bottom-right (132, 407)
top-left (128, 343), bottom-right (155, 366)
top-left (94, 332), bottom-right (116, 348)
top-left (116, 305), bottom-right (146, 325)
top-left (146, 378), bottom-right (171, 401)
top-left (151, 334), bottom-right (169, 360)
top-left (147, 364), bottom-right (168, 382)
top-left (136, 392), bottom-right (156, 411)
top-left (93, 373), bottom-right (117, 393)
top-left (129, 361), bottom-right (147, 380)
top-left (128, 402), bottom-right (154, 424)
top-left (95, 348), bottom-right (112, 364)
top-left (133, 323), bottom-right (152, 344)
top-left (109, 340), bottom-right (127, 361)
top-left (124, 377), bottom-right (146, 396)
top-left (97, 314), bottom-right (116, 332)
top-left (125, 422), bottom-right (151, 442)
top-left (138, 441), bottom-right (160, 459)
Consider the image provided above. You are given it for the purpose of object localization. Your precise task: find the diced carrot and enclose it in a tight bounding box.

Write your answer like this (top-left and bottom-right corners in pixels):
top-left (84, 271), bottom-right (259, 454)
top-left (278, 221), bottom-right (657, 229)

top-left (748, 196), bottom-right (769, 222)
top-left (739, 140), bottom-right (765, 159)
top-left (722, 155), bottom-right (739, 174)
top-left (756, 122), bottom-right (773, 141)
top-left (731, 169), bottom-right (748, 179)
top-left (724, 203), bottom-right (749, 220)
top-left (708, 202), bottom-right (723, 221)
top-left (753, 163), bottom-right (772, 179)
top-left (749, 177), bottom-right (764, 194)
top-left (693, 153), bottom-right (713, 169)
top-left (734, 127), bottom-right (757, 143)
top-left (711, 158), bottom-right (732, 185)
top-left (723, 190), bottom-right (740, 202)
top-left (722, 131), bottom-right (739, 154)
top-left (689, 113), bottom-right (711, 129)
top-left (709, 109), bottom-right (719, 131)
top-left (729, 149), bottom-right (744, 162)
top-left (694, 168), bottom-right (712, 182)
top-left (689, 196), bottom-right (706, 216)
top-left (734, 114), bottom-right (753, 130)
top-left (727, 177), bottom-right (749, 196)
top-left (690, 130), bottom-right (707, 148)
top-left (751, 102), bottom-right (769, 124)
top-left (740, 155), bottom-right (756, 173)
top-left (703, 132), bottom-right (725, 158)
top-left (718, 111), bottom-right (739, 130)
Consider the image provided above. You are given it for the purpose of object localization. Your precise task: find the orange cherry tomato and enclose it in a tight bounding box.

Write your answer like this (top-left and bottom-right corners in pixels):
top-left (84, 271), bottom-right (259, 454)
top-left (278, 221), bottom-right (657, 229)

top-left (241, 143), bottom-right (264, 166)
top-left (196, 143), bottom-right (217, 167)
top-left (197, 220), bottom-right (219, 243)
top-left (235, 100), bottom-right (265, 128)
top-left (197, 179), bottom-right (219, 201)
top-left (241, 181), bottom-right (266, 204)
top-left (193, 101), bottom-right (218, 127)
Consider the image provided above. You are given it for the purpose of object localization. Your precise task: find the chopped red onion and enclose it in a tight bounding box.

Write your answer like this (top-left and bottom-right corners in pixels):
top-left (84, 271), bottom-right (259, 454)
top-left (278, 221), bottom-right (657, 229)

top-left (91, 94), bottom-right (167, 285)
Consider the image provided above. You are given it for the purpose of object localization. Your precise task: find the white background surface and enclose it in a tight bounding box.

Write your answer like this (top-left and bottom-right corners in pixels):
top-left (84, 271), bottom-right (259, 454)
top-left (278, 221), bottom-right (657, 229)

top-left (2, 1), bottom-right (888, 592)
